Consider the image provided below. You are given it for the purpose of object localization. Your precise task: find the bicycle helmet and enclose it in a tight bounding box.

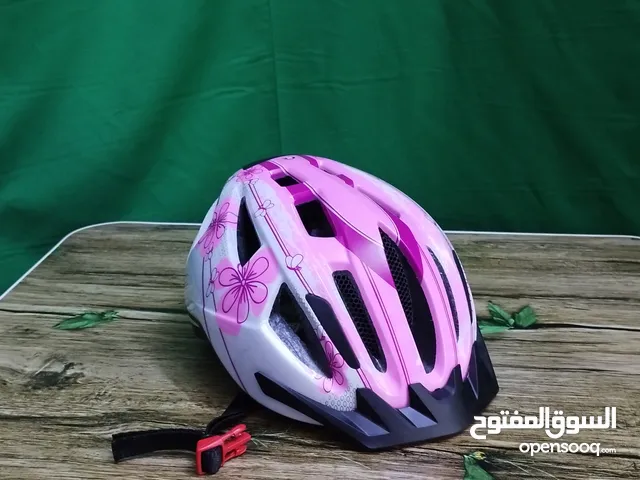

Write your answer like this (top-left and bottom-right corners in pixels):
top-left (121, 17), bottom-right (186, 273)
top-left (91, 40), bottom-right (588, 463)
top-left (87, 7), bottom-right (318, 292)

top-left (186, 154), bottom-right (498, 442)
top-left (111, 154), bottom-right (499, 474)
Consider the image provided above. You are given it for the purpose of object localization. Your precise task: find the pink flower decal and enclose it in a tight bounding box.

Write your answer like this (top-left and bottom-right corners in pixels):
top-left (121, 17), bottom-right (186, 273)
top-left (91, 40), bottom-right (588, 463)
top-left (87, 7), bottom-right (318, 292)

top-left (235, 165), bottom-right (264, 184)
top-left (285, 254), bottom-right (303, 271)
top-left (322, 340), bottom-right (345, 393)
top-left (255, 199), bottom-right (274, 218)
top-left (217, 257), bottom-right (270, 324)
top-left (206, 267), bottom-right (218, 298)
top-left (197, 201), bottom-right (238, 254)
top-left (314, 327), bottom-right (347, 393)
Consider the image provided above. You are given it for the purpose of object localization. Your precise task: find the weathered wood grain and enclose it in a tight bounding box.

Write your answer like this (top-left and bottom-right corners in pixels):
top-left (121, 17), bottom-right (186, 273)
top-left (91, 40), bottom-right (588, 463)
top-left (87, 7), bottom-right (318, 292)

top-left (0, 224), bottom-right (639, 479)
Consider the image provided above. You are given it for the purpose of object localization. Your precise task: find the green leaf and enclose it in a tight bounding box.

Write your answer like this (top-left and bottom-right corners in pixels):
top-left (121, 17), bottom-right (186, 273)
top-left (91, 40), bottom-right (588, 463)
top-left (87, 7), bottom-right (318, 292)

top-left (478, 316), bottom-right (508, 327)
top-left (463, 453), bottom-right (494, 480)
top-left (513, 305), bottom-right (537, 329)
top-left (479, 323), bottom-right (513, 334)
top-left (53, 310), bottom-right (119, 330)
top-left (487, 302), bottom-right (514, 326)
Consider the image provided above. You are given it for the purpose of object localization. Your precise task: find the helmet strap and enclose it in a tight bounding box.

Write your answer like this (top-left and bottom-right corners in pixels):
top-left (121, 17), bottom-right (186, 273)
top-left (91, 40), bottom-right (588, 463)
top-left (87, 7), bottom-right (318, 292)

top-left (111, 391), bottom-right (258, 475)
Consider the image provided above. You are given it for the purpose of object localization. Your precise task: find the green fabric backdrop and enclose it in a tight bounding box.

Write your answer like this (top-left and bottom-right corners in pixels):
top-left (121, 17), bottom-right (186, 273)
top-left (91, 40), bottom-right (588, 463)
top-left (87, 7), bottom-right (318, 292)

top-left (1, 0), bottom-right (639, 294)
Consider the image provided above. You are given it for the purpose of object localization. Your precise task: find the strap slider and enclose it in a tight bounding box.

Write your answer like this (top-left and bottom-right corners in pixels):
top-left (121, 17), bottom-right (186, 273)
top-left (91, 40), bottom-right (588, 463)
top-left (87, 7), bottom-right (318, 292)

top-left (195, 424), bottom-right (251, 475)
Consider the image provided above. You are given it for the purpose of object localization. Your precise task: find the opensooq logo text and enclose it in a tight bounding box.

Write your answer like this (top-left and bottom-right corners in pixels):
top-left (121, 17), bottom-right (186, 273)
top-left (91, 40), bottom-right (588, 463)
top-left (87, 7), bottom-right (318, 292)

top-left (469, 407), bottom-right (618, 457)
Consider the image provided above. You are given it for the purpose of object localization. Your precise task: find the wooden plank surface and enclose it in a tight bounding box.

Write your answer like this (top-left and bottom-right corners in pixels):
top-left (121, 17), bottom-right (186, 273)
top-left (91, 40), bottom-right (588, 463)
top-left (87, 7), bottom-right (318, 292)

top-left (0, 223), bottom-right (638, 480)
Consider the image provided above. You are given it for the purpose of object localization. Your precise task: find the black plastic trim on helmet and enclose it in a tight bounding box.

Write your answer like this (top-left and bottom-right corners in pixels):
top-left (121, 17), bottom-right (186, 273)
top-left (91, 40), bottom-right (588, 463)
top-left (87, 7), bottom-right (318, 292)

top-left (333, 270), bottom-right (387, 372)
top-left (188, 313), bottom-right (209, 341)
top-left (380, 230), bottom-right (437, 373)
top-left (427, 247), bottom-right (459, 340)
top-left (306, 293), bottom-right (360, 370)
top-left (296, 199), bottom-right (335, 237)
top-left (254, 325), bottom-right (499, 451)
top-left (270, 283), bottom-right (333, 378)
top-left (237, 197), bottom-right (261, 266)
top-left (452, 249), bottom-right (474, 323)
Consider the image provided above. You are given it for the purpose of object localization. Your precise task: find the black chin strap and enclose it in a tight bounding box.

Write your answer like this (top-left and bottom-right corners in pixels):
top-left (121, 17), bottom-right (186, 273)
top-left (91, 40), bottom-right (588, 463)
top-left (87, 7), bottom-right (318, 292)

top-left (111, 392), bottom-right (258, 475)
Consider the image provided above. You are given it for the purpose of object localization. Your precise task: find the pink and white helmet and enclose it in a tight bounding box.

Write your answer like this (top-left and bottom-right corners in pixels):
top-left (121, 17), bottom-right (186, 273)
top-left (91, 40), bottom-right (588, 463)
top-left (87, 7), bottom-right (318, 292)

top-left (185, 154), bottom-right (499, 450)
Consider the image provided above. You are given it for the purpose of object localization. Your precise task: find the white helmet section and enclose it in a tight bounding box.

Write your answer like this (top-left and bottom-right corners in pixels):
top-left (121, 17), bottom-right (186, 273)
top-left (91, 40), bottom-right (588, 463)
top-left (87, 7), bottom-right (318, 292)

top-left (185, 166), bottom-right (364, 424)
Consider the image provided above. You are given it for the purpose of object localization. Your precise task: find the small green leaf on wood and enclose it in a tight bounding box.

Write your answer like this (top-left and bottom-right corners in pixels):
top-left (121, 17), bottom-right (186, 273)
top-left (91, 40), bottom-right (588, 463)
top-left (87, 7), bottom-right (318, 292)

top-left (479, 324), bottom-right (513, 335)
top-left (53, 310), bottom-right (119, 330)
top-left (463, 452), bottom-right (494, 480)
top-left (513, 305), bottom-right (537, 328)
top-left (487, 302), bottom-right (514, 326)
top-left (479, 302), bottom-right (538, 334)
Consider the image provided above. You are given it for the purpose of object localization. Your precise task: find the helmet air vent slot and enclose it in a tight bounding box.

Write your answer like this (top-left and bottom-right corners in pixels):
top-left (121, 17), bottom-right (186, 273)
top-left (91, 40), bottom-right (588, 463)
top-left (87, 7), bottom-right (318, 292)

top-left (333, 271), bottom-right (386, 373)
top-left (380, 230), bottom-right (437, 373)
top-left (268, 283), bottom-right (332, 378)
top-left (237, 197), bottom-right (261, 266)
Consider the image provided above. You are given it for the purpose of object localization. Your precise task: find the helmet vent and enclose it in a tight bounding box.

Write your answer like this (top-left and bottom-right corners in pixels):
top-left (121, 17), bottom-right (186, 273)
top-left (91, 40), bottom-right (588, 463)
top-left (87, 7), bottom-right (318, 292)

top-left (306, 293), bottom-right (360, 370)
top-left (296, 199), bottom-right (334, 237)
top-left (274, 175), bottom-right (299, 187)
top-left (452, 250), bottom-right (473, 324)
top-left (428, 248), bottom-right (459, 340)
top-left (237, 198), bottom-right (261, 266)
top-left (380, 230), bottom-right (437, 373)
top-left (333, 271), bottom-right (386, 372)
top-left (269, 283), bottom-right (332, 378)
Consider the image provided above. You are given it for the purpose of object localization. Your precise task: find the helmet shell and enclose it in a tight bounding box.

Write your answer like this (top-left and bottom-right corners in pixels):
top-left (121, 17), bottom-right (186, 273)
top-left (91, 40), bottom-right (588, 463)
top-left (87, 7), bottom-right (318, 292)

top-left (185, 155), bottom-right (497, 447)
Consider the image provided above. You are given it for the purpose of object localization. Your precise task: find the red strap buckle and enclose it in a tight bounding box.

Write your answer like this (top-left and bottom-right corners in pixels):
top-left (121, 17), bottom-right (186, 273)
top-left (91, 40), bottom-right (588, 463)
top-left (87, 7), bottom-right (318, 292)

top-left (195, 424), bottom-right (251, 475)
